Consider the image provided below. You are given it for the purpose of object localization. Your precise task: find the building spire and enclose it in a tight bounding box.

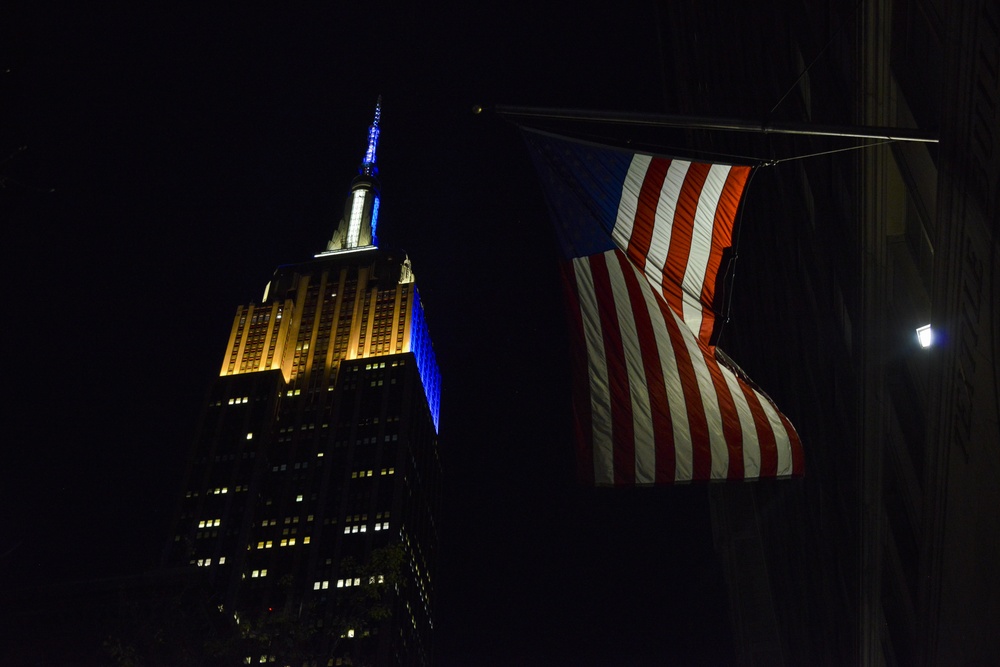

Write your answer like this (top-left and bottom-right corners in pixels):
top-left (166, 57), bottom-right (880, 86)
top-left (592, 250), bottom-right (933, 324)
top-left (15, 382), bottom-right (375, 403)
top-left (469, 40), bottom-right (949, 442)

top-left (318, 97), bottom-right (384, 256)
top-left (361, 95), bottom-right (382, 177)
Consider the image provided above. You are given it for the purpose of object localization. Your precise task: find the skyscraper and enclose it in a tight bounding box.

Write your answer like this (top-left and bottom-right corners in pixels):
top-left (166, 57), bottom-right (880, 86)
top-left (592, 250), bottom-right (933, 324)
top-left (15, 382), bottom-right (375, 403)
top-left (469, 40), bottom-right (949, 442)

top-left (163, 98), bottom-right (442, 666)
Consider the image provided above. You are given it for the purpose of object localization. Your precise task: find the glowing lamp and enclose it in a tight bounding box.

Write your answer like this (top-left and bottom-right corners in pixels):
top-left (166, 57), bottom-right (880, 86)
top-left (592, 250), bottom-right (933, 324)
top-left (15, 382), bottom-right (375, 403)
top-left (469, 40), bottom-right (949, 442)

top-left (916, 324), bottom-right (933, 348)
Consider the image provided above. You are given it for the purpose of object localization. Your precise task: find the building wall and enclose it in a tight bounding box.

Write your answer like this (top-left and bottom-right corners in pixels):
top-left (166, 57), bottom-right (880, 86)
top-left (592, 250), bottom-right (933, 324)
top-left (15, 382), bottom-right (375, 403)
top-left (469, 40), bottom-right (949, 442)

top-left (662, 0), bottom-right (999, 664)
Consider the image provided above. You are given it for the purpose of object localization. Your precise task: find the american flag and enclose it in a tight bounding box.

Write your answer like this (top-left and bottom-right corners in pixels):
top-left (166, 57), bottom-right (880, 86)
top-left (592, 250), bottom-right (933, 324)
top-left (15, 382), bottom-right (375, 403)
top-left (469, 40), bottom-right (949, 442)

top-left (525, 130), bottom-right (803, 484)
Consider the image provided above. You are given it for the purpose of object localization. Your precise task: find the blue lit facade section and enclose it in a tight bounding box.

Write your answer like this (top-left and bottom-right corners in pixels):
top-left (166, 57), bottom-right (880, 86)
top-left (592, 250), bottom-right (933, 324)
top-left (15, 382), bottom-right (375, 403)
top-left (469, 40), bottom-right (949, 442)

top-left (409, 287), bottom-right (440, 433)
top-left (370, 196), bottom-right (380, 247)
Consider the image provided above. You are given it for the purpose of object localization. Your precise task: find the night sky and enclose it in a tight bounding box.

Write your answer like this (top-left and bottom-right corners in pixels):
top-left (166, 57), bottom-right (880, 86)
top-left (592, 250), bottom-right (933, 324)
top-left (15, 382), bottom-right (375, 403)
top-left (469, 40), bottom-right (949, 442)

top-left (4, 4), bottom-right (736, 664)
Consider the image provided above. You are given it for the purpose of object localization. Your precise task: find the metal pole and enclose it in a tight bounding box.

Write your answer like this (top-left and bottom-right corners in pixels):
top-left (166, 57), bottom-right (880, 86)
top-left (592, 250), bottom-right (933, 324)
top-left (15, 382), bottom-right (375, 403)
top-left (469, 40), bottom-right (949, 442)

top-left (491, 105), bottom-right (939, 144)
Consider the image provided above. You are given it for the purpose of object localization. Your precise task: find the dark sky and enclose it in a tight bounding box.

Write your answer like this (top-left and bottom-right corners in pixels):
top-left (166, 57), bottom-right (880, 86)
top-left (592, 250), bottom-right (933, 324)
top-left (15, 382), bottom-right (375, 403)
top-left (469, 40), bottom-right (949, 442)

top-left (3, 4), bottom-right (735, 664)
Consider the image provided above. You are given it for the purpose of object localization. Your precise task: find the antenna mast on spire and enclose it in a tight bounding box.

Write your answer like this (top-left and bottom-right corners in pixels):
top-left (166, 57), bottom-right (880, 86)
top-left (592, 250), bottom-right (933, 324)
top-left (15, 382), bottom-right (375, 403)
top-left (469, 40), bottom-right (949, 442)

top-left (361, 95), bottom-right (382, 177)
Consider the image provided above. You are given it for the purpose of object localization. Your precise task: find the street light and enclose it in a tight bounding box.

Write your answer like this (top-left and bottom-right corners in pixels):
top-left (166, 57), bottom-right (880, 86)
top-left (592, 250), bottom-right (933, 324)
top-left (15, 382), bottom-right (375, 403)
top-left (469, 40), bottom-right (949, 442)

top-left (916, 324), bottom-right (933, 348)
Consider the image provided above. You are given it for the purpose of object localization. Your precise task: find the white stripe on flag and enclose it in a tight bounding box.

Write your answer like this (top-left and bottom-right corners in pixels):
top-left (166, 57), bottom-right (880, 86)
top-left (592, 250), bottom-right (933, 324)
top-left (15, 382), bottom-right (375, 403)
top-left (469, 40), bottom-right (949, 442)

top-left (673, 303), bottom-right (729, 479)
top-left (646, 160), bottom-right (690, 300)
top-left (681, 164), bottom-right (732, 334)
top-left (758, 391), bottom-right (792, 476)
top-left (605, 252), bottom-right (656, 484)
top-left (573, 257), bottom-right (614, 485)
top-left (631, 256), bottom-right (691, 481)
top-left (611, 154), bottom-right (652, 252)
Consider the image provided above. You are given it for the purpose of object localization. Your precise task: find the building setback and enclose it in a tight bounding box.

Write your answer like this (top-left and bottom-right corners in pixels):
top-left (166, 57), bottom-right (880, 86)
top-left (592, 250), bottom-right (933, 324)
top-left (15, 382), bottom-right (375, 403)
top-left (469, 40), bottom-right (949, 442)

top-left (162, 99), bottom-right (442, 666)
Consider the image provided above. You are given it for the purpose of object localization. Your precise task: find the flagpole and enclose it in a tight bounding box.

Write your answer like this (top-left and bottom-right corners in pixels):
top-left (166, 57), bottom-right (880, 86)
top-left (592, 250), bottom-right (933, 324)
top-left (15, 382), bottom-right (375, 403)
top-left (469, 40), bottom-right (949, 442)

top-left (489, 105), bottom-right (939, 144)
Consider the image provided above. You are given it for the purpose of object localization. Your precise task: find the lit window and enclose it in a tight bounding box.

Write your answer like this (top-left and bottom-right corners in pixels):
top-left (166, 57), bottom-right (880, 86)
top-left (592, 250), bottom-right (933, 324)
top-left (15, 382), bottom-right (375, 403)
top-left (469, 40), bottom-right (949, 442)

top-left (337, 579), bottom-right (344, 588)
top-left (265, 541), bottom-right (273, 548)
top-left (219, 557), bottom-right (226, 564)
top-left (252, 570), bottom-right (260, 578)
top-left (296, 495), bottom-right (303, 502)
top-left (303, 536), bottom-right (310, 544)
top-left (246, 433), bottom-right (253, 440)
top-left (916, 324), bottom-right (933, 348)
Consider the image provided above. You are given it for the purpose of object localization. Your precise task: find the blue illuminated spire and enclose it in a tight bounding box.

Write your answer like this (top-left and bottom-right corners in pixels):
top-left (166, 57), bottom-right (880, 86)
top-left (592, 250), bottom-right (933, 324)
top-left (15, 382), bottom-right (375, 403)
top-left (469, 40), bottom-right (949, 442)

top-left (318, 97), bottom-right (383, 256)
top-left (361, 95), bottom-right (381, 177)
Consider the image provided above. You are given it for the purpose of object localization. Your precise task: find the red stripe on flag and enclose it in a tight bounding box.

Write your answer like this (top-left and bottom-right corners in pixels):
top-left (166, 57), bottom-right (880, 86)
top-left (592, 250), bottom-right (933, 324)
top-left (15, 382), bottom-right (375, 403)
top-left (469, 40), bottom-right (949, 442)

top-left (625, 158), bottom-right (671, 273)
top-left (698, 166), bottom-right (751, 344)
top-left (740, 384), bottom-right (778, 477)
top-left (651, 281), bottom-right (711, 480)
top-left (661, 162), bottom-right (711, 322)
top-left (589, 252), bottom-right (635, 485)
top-left (704, 358), bottom-right (745, 480)
top-left (561, 261), bottom-right (595, 485)
top-left (613, 250), bottom-right (676, 484)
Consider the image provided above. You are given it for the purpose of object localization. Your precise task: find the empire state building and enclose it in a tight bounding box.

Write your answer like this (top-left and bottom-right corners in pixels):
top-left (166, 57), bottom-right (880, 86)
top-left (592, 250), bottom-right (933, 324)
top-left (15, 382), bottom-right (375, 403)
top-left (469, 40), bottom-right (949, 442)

top-left (163, 99), bottom-right (442, 666)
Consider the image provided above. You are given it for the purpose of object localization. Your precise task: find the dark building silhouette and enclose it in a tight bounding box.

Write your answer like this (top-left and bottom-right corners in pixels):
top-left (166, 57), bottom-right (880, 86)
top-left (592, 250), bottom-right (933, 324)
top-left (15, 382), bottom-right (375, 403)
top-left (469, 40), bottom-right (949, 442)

top-left (655, 1), bottom-right (999, 665)
top-left (162, 99), bottom-right (442, 666)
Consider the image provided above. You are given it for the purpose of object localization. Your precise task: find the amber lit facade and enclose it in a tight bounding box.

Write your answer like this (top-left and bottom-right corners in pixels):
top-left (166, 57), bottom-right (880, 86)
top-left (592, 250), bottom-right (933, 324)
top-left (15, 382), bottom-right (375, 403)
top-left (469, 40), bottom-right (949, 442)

top-left (163, 101), bottom-right (442, 666)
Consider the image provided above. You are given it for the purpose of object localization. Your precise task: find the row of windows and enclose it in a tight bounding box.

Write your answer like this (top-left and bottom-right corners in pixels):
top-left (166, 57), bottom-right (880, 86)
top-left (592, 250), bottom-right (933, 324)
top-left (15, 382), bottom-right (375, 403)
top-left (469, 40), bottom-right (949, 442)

top-left (194, 557), bottom-right (225, 567)
top-left (184, 483), bottom-right (248, 500)
top-left (271, 461), bottom-right (309, 472)
top-left (344, 522), bottom-right (390, 533)
top-left (313, 575), bottom-right (385, 591)
top-left (344, 511), bottom-right (389, 524)
top-left (198, 519), bottom-right (221, 528)
top-left (214, 485), bottom-right (241, 494)
top-left (351, 467), bottom-right (395, 479)
top-left (255, 536), bottom-right (311, 549)
top-left (260, 515), bottom-right (313, 527)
